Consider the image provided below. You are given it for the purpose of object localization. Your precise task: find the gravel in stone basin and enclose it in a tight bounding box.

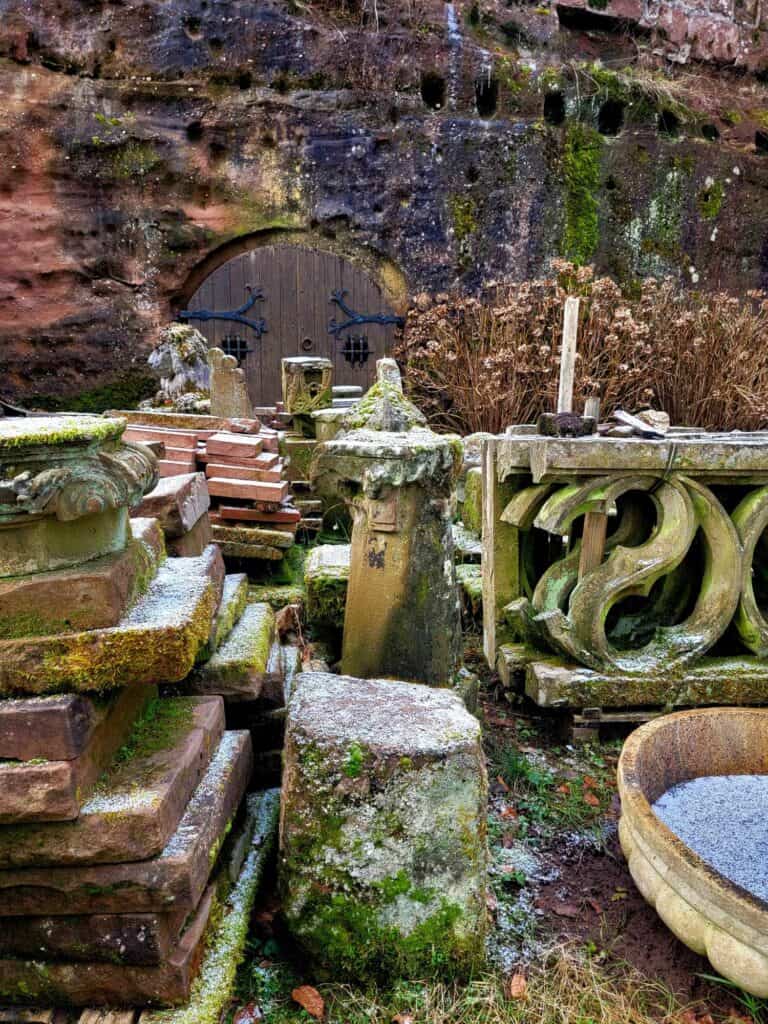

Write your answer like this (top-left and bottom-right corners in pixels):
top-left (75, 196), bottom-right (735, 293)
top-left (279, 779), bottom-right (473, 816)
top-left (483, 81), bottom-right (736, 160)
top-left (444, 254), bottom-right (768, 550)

top-left (652, 775), bottom-right (768, 904)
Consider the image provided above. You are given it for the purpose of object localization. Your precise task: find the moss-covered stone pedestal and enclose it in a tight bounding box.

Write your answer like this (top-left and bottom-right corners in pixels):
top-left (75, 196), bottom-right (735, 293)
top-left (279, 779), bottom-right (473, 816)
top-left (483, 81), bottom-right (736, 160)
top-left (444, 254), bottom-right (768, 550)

top-left (312, 359), bottom-right (464, 687)
top-left (0, 414), bottom-right (282, 1009)
top-left (279, 672), bottom-right (488, 981)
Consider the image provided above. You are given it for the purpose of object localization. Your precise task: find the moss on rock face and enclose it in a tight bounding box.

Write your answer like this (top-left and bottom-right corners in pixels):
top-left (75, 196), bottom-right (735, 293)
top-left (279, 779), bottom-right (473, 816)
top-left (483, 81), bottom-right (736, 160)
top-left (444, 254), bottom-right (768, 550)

top-left (279, 672), bottom-right (489, 982)
top-left (562, 122), bottom-right (603, 266)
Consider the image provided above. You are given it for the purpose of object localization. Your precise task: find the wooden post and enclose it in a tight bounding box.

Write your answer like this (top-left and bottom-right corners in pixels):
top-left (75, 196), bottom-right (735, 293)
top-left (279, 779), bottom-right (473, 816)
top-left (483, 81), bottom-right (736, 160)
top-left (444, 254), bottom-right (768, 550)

top-left (579, 394), bottom-right (608, 578)
top-left (557, 296), bottom-right (580, 414)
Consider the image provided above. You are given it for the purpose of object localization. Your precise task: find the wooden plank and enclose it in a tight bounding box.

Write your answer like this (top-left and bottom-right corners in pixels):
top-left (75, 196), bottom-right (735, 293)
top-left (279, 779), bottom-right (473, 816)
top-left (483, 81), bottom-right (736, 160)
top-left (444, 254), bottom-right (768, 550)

top-left (557, 296), bottom-right (580, 414)
top-left (578, 511), bottom-right (608, 578)
top-left (207, 478), bottom-right (289, 502)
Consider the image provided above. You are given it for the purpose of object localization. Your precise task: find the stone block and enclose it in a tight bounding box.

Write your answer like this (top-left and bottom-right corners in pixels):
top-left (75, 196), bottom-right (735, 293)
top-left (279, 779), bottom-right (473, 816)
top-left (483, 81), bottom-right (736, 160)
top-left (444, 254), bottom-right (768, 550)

top-left (0, 517), bottom-right (163, 639)
top-left (204, 461), bottom-right (280, 482)
top-left (0, 545), bottom-right (224, 695)
top-left (0, 730), bottom-right (253, 916)
top-left (0, 695), bottom-right (93, 762)
top-left (304, 544), bottom-right (349, 630)
top-left (279, 434), bottom-right (317, 482)
top-left (0, 685), bottom-right (154, 824)
top-left (219, 504), bottom-right (299, 524)
top-left (280, 672), bottom-right (488, 980)
top-left (133, 473), bottom-right (210, 539)
top-left (123, 426), bottom-right (198, 450)
top-left (0, 903), bottom-right (189, 966)
top-left (216, 541), bottom-right (285, 561)
top-left (0, 508), bottom-right (130, 579)
top-left (166, 512), bottom-right (212, 557)
top-left (187, 603), bottom-right (283, 701)
top-left (0, 697), bottom-right (225, 868)
top-left (0, 885), bottom-right (215, 1007)
top-left (207, 477), bottom-right (288, 503)
top-left (206, 433), bottom-right (263, 459)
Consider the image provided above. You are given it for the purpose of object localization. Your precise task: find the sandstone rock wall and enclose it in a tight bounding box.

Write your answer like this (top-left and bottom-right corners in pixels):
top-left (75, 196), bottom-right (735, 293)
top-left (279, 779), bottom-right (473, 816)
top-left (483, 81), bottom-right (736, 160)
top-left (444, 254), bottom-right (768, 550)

top-left (1, 0), bottom-right (768, 406)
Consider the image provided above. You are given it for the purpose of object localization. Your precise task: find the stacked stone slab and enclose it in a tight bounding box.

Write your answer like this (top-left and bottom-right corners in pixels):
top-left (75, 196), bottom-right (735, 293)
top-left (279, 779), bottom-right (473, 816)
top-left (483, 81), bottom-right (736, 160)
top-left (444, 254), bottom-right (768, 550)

top-left (0, 415), bottom-right (277, 1009)
top-left (116, 409), bottom-right (303, 560)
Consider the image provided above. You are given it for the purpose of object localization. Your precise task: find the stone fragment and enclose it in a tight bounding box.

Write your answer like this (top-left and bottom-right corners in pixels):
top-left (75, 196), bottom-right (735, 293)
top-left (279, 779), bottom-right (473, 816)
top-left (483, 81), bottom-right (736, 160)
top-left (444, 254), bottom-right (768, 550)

top-left (166, 513), bottom-right (213, 557)
top-left (0, 686), bottom-right (155, 824)
top-left (0, 697), bottom-right (225, 868)
top-left (0, 885), bottom-right (215, 1007)
top-left (0, 545), bottom-right (224, 695)
top-left (207, 347), bottom-right (254, 419)
top-left (0, 730), bottom-right (253, 916)
top-left (0, 695), bottom-right (93, 761)
top-left (280, 672), bottom-right (488, 980)
top-left (304, 544), bottom-right (349, 630)
top-left (187, 603), bottom-right (283, 701)
top-left (0, 518), bottom-right (164, 638)
top-left (133, 472), bottom-right (210, 538)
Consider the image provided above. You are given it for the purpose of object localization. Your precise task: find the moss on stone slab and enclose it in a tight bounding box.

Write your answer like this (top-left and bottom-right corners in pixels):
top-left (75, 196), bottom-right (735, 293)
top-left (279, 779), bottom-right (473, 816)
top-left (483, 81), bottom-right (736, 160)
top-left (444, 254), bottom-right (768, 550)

top-left (461, 466), bottom-right (483, 535)
top-left (304, 544), bottom-right (350, 630)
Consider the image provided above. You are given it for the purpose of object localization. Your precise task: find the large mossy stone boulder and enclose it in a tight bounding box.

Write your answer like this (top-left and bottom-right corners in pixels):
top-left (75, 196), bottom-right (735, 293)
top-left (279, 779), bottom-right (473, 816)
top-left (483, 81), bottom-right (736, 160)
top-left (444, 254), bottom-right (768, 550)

top-left (279, 672), bottom-right (488, 981)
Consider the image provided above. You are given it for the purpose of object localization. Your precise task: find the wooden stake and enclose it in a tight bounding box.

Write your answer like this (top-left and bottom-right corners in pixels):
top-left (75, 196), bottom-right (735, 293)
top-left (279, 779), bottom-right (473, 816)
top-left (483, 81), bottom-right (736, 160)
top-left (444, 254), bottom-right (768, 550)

top-left (557, 296), bottom-right (580, 414)
top-left (579, 395), bottom-right (607, 578)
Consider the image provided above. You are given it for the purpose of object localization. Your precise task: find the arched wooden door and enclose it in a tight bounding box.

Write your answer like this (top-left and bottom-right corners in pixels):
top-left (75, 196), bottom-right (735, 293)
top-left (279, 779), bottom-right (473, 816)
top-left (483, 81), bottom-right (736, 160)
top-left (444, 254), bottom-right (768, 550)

top-left (180, 245), bottom-right (402, 407)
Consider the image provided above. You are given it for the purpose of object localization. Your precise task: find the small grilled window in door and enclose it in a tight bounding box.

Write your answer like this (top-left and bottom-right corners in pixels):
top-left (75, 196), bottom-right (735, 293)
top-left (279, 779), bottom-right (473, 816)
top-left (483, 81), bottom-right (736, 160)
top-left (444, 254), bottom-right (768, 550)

top-left (221, 334), bottom-right (250, 364)
top-left (341, 335), bottom-right (370, 367)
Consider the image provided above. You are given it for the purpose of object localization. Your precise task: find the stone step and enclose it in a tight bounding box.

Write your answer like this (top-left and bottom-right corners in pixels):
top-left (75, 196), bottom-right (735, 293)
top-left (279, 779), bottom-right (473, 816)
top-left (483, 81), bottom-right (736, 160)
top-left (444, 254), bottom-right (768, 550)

top-left (0, 546), bottom-right (225, 696)
top-left (187, 603), bottom-right (283, 702)
top-left (305, 543), bottom-right (350, 630)
top-left (0, 518), bottom-right (164, 639)
top-left (0, 686), bottom-right (155, 824)
top-left (138, 789), bottom-right (279, 1024)
top-left (0, 730), bottom-right (253, 916)
top-left (0, 885), bottom-right (215, 1008)
top-left (0, 697), bottom-right (225, 869)
top-left (132, 473), bottom-right (210, 539)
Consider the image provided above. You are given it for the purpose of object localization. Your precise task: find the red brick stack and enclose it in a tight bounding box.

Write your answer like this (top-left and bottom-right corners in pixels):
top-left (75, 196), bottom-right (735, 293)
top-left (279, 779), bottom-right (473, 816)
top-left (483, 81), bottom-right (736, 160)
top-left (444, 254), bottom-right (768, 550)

top-left (117, 412), bottom-right (301, 560)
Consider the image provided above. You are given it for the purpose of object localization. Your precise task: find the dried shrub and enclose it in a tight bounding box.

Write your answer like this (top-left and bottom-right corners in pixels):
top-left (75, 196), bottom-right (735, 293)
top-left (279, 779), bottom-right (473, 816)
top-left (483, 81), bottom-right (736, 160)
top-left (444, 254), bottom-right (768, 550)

top-left (396, 262), bottom-right (768, 435)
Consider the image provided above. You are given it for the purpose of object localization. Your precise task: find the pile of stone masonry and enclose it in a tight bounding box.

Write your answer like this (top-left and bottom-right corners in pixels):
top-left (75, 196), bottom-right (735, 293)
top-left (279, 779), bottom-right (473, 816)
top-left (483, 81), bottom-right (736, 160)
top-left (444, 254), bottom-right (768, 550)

top-left (0, 413), bottom-right (288, 1010)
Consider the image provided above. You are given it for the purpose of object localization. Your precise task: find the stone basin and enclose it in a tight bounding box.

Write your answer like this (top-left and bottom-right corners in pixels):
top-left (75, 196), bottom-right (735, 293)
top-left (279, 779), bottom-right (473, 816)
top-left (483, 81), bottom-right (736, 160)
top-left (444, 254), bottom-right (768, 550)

top-left (618, 708), bottom-right (768, 996)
